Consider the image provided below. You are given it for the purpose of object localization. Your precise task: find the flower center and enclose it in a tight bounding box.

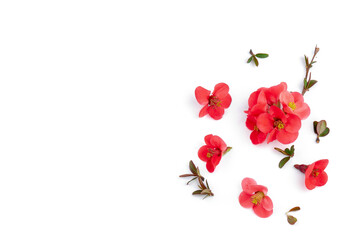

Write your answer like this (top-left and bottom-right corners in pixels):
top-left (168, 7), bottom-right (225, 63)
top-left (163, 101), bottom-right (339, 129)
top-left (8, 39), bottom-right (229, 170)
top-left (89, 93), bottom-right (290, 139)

top-left (289, 102), bottom-right (296, 110)
top-left (254, 125), bottom-right (259, 131)
top-left (206, 148), bottom-right (220, 158)
top-left (311, 168), bottom-right (320, 177)
top-left (251, 191), bottom-right (265, 205)
top-left (274, 120), bottom-right (284, 129)
top-left (209, 96), bottom-right (221, 107)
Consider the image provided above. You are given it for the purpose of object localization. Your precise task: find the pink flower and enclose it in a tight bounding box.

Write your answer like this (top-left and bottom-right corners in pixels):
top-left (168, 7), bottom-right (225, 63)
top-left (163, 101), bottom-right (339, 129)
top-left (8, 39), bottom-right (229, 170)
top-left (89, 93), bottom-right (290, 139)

top-left (256, 105), bottom-right (301, 144)
top-left (195, 83), bottom-right (232, 120)
top-left (280, 91), bottom-right (310, 120)
top-left (294, 159), bottom-right (329, 190)
top-left (239, 178), bottom-right (273, 218)
top-left (198, 134), bottom-right (231, 173)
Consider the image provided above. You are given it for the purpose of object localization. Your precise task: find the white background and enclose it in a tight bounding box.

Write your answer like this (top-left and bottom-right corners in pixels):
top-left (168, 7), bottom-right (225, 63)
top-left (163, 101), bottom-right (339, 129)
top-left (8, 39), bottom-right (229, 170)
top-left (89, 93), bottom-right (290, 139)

top-left (1, 0), bottom-right (359, 239)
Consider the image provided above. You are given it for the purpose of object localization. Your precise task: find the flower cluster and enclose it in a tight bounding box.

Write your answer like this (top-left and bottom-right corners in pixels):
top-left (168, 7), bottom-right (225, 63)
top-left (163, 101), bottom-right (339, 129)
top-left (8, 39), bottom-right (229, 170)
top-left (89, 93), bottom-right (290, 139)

top-left (245, 82), bottom-right (310, 145)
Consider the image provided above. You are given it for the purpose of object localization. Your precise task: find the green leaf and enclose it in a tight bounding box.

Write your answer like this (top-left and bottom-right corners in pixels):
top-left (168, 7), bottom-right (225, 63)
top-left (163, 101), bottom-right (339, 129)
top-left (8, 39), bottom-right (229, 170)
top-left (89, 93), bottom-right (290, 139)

top-left (288, 206), bottom-right (300, 212)
top-left (223, 147), bottom-right (232, 155)
top-left (319, 127), bottom-right (330, 137)
top-left (253, 56), bottom-right (259, 67)
top-left (284, 148), bottom-right (291, 155)
top-left (307, 80), bottom-right (318, 88)
top-left (290, 145), bottom-right (295, 155)
top-left (304, 55), bottom-right (309, 67)
top-left (279, 156), bottom-right (291, 168)
top-left (247, 56), bottom-right (253, 63)
top-left (316, 120), bottom-right (327, 135)
top-left (192, 190), bottom-right (202, 195)
top-left (189, 160), bottom-right (197, 174)
top-left (303, 78), bottom-right (308, 89)
top-left (287, 215), bottom-right (297, 225)
top-left (255, 53), bottom-right (269, 58)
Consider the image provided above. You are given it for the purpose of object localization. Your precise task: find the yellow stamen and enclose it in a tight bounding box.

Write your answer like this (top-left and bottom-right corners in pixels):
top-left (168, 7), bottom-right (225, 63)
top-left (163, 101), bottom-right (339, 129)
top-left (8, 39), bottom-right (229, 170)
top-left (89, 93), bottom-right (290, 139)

top-left (289, 102), bottom-right (296, 110)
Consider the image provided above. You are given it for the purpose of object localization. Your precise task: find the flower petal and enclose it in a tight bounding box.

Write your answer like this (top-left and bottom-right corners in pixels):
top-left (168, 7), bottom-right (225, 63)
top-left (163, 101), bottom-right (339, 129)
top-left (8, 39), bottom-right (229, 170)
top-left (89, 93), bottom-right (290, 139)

top-left (198, 145), bottom-right (210, 162)
top-left (206, 159), bottom-right (215, 173)
top-left (267, 129), bottom-right (277, 143)
top-left (279, 90), bottom-right (294, 105)
top-left (241, 178), bottom-right (257, 193)
top-left (208, 106), bottom-right (225, 120)
top-left (261, 196), bottom-right (273, 211)
top-left (276, 130), bottom-right (298, 144)
top-left (199, 105), bottom-right (209, 117)
top-left (314, 159), bottom-right (329, 171)
top-left (315, 171), bottom-right (328, 186)
top-left (257, 113), bottom-right (274, 133)
top-left (212, 83), bottom-right (229, 99)
top-left (246, 115), bottom-right (256, 130)
top-left (221, 94), bottom-right (232, 108)
top-left (250, 130), bottom-right (267, 145)
top-left (210, 135), bottom-right (227, 152)
top-left (285, 114), bottom-right (301, 133)
top-left (239, 192), bottom-right (254, 208)
top-left (269, 105), bottom-right (286, 122)
top-left (195, 86), bottom-right (210, 105)
top-left (204, 134), bottom-right (213, 146)
top-left (253, 204), bottom-right (273, 218)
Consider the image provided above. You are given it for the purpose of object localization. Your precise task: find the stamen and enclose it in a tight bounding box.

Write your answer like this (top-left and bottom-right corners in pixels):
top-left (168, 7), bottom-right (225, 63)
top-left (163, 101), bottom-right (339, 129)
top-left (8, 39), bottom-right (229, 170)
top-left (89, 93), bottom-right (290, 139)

top-left (274, 120), bottom-right (285, 129)
top-left (209, 96), bottom-right (222, 107)
top-left (251, 191), bottom-right (264, 205)
top-left (289, 102), bottom-right (296, 110)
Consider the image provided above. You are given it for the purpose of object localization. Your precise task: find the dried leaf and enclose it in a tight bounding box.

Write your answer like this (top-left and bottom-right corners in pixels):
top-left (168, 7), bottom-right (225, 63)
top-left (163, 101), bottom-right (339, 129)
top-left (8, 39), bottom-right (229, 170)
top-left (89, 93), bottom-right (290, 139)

top-left (189, 160), bottom-right (197, 174)
top-left (187, 177), bottom-right (198, 185)
top-left (253, 56), bottom-right (259, 67)
top-left (288, 206), bottom-right (301, 212)
top-left (316, 120), bottom-right (327, 134)
top-left (313, 121), bottom-right (318, 133)
top-left (192, 190), bottom-right (202, 195)
top-left (274, 147), bottom-right (288, 155)
top-left (287, 215), bottom-right (297, 225)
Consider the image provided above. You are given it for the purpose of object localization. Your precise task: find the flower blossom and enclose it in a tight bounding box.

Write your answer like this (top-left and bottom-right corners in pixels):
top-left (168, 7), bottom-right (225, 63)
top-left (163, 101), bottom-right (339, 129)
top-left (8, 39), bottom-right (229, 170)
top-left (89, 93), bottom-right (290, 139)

top-left (245, 82), bottom-right (310, 145)
top-left (195, 83), bottom-right (232, 120)
top-left (238, 178), bottom-right (273, 218)
top-left (198, 134), bottom-right (231, 173)
top-left (294, 159), bottom-right (329, 190)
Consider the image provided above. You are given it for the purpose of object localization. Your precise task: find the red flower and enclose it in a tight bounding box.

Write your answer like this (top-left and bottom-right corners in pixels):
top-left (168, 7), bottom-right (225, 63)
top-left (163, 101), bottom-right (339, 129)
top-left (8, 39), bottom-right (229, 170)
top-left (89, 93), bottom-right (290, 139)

top-left (246, 115), bottom-right (267, 144)
top-left (280, 91), bottom-right (310, 120)
top-left (238, 178), bottom-right (273, 218)
top-left (198, 134), bottom-right (231, 173)
top-left (256, 105), bottom-right (301, 144)
top-left (294, 159), bottom-right (329, 190)
top-left (195, 83), bottom-right (232, 120)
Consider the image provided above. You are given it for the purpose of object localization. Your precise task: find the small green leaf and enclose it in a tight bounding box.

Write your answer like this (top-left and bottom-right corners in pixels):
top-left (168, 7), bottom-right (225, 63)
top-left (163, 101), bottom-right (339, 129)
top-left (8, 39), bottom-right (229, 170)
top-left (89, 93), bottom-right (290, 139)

top-left (319, 127), bottom-right (330, 137)
top-left (279, 156), bottom-right (291, 168)
top-left (189, 160), bottom-right (197, 174)
top-left (255, 53), bottom-right (269, 58)
top-left (304, 55), bottom-right (309, 67)
top-left (288, 206), bottom-right (300, 212)
top-left (285, 148), bottom-right (291, 155)
top-left (290, 145), bottom-right (295, 155)
top-left (192, 190), bottom-right (202, 195)
top-left (307, 80), bottom-right (318, 88)
top-left (247, 56), bottom-right (253, 63)
top-left (253, 56), bottom-right (259, 67)
top-left (287, 215), bottom-right (297, 225)
top-left (316, 120), bottom-right (327, 135)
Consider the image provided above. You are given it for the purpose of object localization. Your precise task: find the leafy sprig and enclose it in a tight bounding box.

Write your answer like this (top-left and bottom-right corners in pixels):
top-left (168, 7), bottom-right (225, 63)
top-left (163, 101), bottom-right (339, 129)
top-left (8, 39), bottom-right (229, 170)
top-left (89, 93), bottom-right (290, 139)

top-left (286, 206), bottom-right (300, 225)
top-left (247, 49), bottom-right (269, 67)
top-left (302, 46), bottom-right (319, 95)
top-left (179, 160), bottom-right (214, 199)
top-left (313, 120), bottom-right (330, 143)
top-left (274, 145), bottom-right (295, 168)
